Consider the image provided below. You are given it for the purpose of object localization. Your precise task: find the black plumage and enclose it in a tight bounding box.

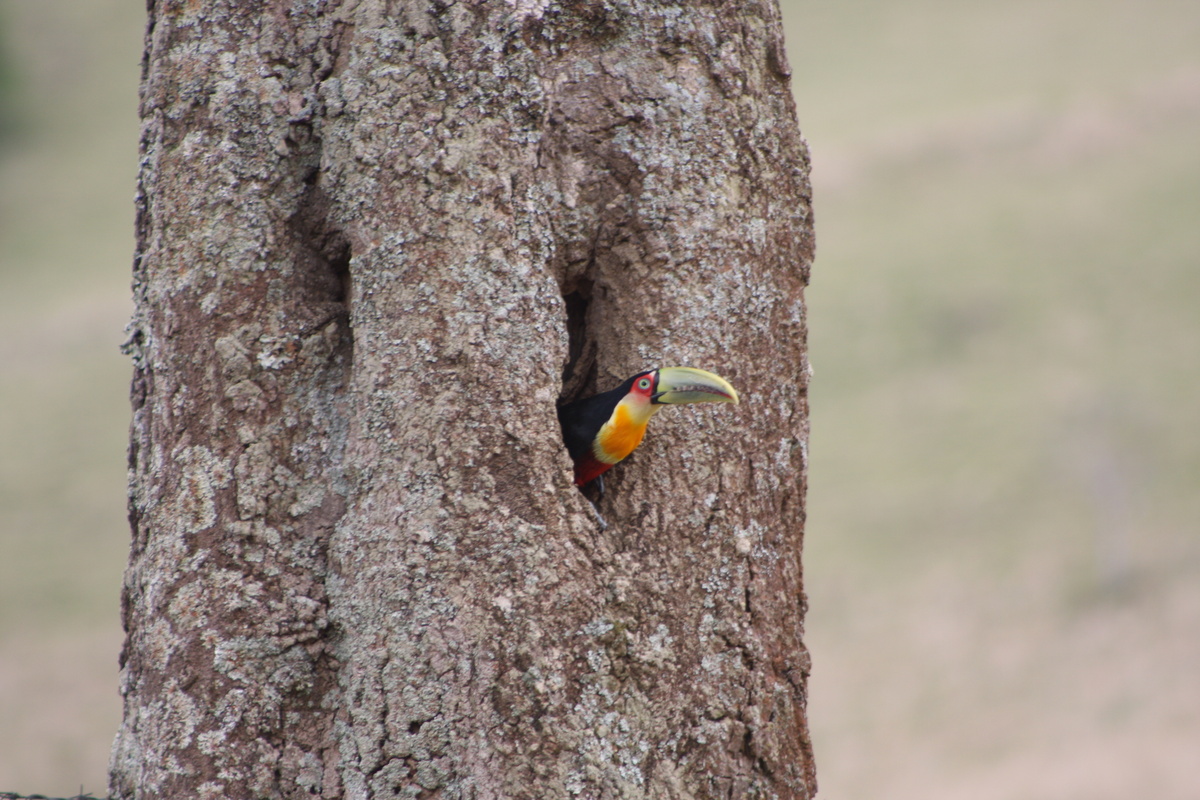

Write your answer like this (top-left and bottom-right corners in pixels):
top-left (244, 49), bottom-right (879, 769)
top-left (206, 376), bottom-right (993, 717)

top-left (557, 374), bottom-right (640, 467)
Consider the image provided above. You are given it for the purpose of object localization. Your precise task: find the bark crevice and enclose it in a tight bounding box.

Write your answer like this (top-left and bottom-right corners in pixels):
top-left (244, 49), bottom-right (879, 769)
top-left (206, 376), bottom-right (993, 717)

top-left (557, 277), bottom-right (599, 407)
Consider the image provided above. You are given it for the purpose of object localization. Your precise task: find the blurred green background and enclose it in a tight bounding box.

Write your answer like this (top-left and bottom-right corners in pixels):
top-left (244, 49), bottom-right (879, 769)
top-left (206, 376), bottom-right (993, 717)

top-left (0, 0), bottom-right (1196, 797)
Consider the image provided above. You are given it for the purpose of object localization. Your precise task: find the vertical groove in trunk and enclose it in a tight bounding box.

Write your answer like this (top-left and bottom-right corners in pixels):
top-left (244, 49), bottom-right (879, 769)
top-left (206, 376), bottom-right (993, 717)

top-left (112, 3), bottom-right (353, 797)
top-left (113, 2), bottom-right (814, 798)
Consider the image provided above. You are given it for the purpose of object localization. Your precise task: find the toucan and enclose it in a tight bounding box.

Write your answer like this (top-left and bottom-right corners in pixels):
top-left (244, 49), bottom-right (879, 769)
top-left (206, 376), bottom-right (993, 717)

top-left (557, 366), bottom-right (740, 488)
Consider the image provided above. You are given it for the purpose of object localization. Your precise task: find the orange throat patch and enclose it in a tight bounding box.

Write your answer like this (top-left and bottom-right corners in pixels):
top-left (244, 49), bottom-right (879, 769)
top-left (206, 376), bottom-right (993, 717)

top-left (592, 397), bottom-right (659, 465)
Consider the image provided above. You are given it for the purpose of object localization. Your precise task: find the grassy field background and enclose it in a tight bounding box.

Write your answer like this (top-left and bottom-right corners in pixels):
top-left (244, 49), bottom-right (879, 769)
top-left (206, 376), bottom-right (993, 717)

top-left (0, 0), bottom-right (1197, 796)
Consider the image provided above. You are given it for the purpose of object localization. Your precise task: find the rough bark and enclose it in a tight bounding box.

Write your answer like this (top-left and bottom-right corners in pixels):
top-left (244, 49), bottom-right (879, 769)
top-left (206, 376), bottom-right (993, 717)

top-left (112, 2), bottom-right (814, 799)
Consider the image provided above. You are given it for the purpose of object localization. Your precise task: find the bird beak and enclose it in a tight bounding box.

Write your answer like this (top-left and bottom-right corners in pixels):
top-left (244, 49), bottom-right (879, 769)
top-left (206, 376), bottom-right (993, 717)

top-left (651, 367), bottom-right (740, 405)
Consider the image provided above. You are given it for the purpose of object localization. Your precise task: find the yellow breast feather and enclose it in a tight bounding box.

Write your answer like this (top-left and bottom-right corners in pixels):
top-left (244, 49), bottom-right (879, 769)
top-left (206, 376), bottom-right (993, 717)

top-left (593, 400), bottom-right (656, 465)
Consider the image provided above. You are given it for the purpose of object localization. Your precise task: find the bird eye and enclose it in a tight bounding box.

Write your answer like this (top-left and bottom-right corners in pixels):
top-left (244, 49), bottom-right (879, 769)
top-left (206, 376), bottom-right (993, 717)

top-left (638, 378), bottom-right (651, 390)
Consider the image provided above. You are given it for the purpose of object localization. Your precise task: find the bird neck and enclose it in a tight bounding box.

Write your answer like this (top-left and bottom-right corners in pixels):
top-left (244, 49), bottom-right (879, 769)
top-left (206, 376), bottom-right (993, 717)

top-left (592, 394), bottom-right (661, 465)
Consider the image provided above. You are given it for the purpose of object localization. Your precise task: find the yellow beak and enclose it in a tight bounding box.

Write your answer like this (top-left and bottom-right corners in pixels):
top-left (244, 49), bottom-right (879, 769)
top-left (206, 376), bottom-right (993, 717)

top-left (652, 367), bottom-right (740, 405)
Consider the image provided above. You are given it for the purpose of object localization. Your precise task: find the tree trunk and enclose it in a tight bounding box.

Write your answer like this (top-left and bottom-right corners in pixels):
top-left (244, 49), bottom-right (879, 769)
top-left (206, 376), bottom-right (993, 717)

top-left (111, 2), bottom-right (815, 799)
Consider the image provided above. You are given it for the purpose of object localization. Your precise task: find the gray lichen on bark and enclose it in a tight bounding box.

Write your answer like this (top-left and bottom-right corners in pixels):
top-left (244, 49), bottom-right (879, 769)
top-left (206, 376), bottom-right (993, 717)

top-left (112, 1), bottom-right (814, 799)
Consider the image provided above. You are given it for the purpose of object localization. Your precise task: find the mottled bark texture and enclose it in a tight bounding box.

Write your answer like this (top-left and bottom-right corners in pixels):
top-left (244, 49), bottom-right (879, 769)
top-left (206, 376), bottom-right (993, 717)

top-left (112, 1), bottom-right (814, 799)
